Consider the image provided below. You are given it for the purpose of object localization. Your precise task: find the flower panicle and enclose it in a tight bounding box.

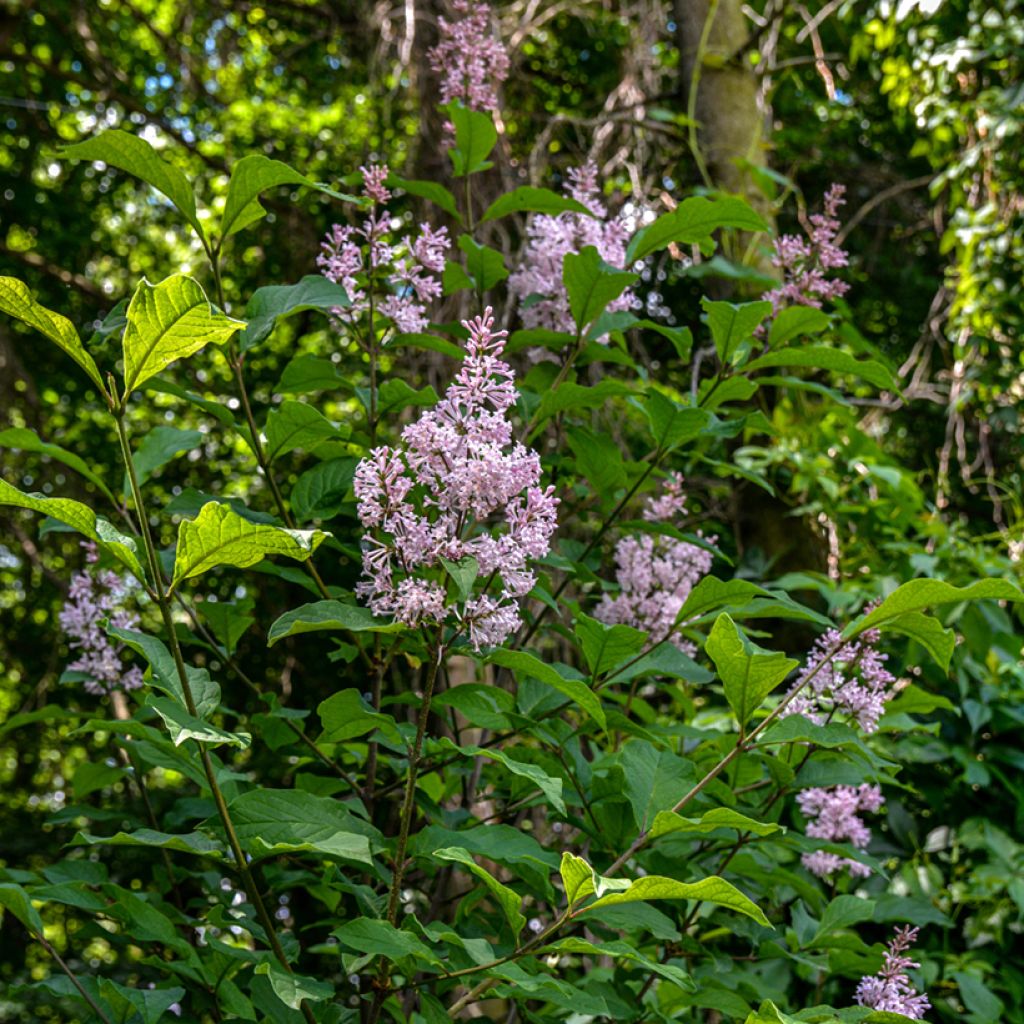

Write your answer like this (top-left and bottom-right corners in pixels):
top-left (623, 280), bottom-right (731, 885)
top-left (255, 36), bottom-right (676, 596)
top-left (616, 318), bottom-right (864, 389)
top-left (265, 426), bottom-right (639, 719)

top-left (855, 926), bottom-right (930, 1019)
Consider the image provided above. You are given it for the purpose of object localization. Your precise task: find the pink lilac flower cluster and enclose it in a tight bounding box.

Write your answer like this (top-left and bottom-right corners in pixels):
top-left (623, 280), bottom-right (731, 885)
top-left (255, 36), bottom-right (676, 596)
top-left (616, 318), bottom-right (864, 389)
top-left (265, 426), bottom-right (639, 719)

top-left (58, 543), bottom-right (144, 696)
top-left (856, 926), bottom-right (931, 1019)
top-left (763, 184), bottom-right (851, 315)
top-left (353, 308), bottom-right (558, 650)
top-left (509, 162), bottom-right (638, 339)
top-left (596, 474), bottom-right (713, 650)
top-left (429, 0), bottom-right (509, 114)
top-left (797, 784), bottom-right (884, 879)
top-left (318, 165), bottom-right (450, 335)
top-left (783, 624), bottom-right (896, 733)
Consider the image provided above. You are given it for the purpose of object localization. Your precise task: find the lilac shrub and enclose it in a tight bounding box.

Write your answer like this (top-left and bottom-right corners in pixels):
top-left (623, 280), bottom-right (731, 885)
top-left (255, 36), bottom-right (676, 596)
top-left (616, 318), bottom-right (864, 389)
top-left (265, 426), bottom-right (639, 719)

top-left (856, 926), bottom-right (932, 1019)
top-left (353, 308), bottom-right (558, 648)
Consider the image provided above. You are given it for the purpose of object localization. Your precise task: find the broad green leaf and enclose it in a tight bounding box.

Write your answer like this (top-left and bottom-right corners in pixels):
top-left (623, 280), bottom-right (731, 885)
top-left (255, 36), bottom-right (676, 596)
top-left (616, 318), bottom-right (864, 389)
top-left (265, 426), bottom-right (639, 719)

top-left (70, 829), bottom-right (224, 858)
top-left (276, 354), bottom-right (350, 394)
top-left (563, 246), bottom-right (638, 332)
top-left (447, 103), bottom-right (498, 177)
top-left (566, 427), bottom-right (628, 495)
top-left (436, 739), bottom-right (565, 813)
top-left (227, 788), bottom-right (374, 864)
top-left (0, 882), bottom-right (43, 935)
top-left (639, 320), bottom-right (694, 361)
top-left (488, 649), bottom-right (607, 729)
top-left (142, 377), bottom-right (238, 428)
top-left (108, 625), bottom-right (220, 716)
top-left (240, 276), bottom-right (350, 351)
top-left (706, 613), bottom-right (798, 726)
top-left (812, 894), bottom-right (875, 943)
top-left (767, 306), bottom-right (831, 348)
top-left (387, 332), bottom-right (464, 360)
top-left (676, 575), bottom-right (774, 624)
top-left (122, 275), bottom-right (243, 396)
top-left (97, 980), bottom-right (185, 1024)
top-left (197, 598), bottom-right (255, 655)
top-left (458, 234), bottom-right (508, 290)
top-left (441, 554), bottom-right (479, 602)
top-left (171, 501), bottom-right (326, 586)
top-left (220, 153), bottom-right (359, 238)
top-left (532, 379), bottom-right (633, 427)
top-left (880, 611), bottom-right (955, 671)
top-left (126, 425), bottom-right (202, 492)
top-left (627, 196), bottom-right (769, 262)
top-left (506, 328), bottom-right (576, 355)
top-left (442, 259), bottom-right (475, 295)
top-left (291, 457), bottom-right (357, 522)
top-left (575, 613), bottom-right (647, 678)
top-left (745, 346), bottom-right (896, 391)
top-left (0, 277), bottom-right (105, 391)
top-left (434, 847), bottom-right (526, 939)
top-left (147, 695), bottom-right (250, 748)
top-left (317, 689), bottom-right (401, 744)
top-left (650, 807), bottom-right (783, 839)
top-left (845, 579), bottom-right (1024, 639)
top-left (560, 852), bottom-right (597, 905)
top-left (952, 971), bottom-right (1005, 1020)
top-left (253, 962), bottom-right (334, 1008)
top-left (541, 937), bottom-right (694, 992)
top-left (700, 374), bottom-right (759, 409)
top-left (386, 174), bottom-right (461, 220)
top-left (481, 186), bottom-right (592, 223)
top-left (268, 600), bottom-right (403, 646)
top-left (334, 917), bottom-right (443, 966)
top-left (264, 401), bottom-right (342, 462)
top-left (62, 129), bottom-right (205, 242)
top-left (581, 874), bottom-right (770, 927)
top-left (621, 741), bottom-right (696, 830)
top-left (0, 477), bottom-right (143, 577)
top-left (0, 426), bottom-right (114, 501)
top-left (644, 391), bottom-right (711, 451)
top-left (702, 297), bottom-right (772, 363)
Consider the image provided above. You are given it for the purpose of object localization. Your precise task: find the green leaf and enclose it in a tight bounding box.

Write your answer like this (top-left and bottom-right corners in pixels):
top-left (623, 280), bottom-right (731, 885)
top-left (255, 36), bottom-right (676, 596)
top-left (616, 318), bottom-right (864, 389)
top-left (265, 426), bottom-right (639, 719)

top-left (220, 153), bottom-right (357, 239)
top-left (457, 234), bottom-right (508, 291)
top-left (386, 174), bottom-right (462, 221)
top-left (121, 274), bottom-right (243, 396)
top-left (171, 501), bottom-right (326, 587)
top-left (147, 695), bottom-right (250, 748)
top-left (126, 425), bottom-right (202, 492)
top-left (952, 971), bottom-right (1005, 1020)
top-left (240, 276), bottom-right (350, 351)
top-left (227, 788), bottom-right (374, 864)
top-left (447, 103), bottom-right (498, 176)
top-left (627, 196), bottom-right (768, 262)
top-left (62, 129), bottom-right (205, 242)
top-left (317, 689), bottom-right (401, 744)
top-left (880, 611), bottom-right (956, 671)
top-left (532, 379), bottom-right (633, 427)
top-left (745, 346), bottom-right (896, 390)
top-left (705, 613), bottom-right (798, 726)
top-left (650, 807), bottom-right (783, 839)
top-left (702, 297), bottom-right (772, 363)
top-left (575, 613), bottom-right (647, 678)
top-left (638, 321), bottom-right (694, 361)
top-left (436, 739), bottom-right (565, 812)
top-left (621, 741), bottom-right (696, 830)
top-left (644, 391), bottom-right (711, 451)
top-left (387, 332), bottom-right (464, 360)
top-left (291, 457), bottom-right (357, 522)
top-left (487, 649), bottom-right (607, 729)
top-left (253, 962), bottom-right (334, 1008)
top-left (845, 579), bottom-right (1024, 639)
top-left (440, 555), bottom-right (479, 602)
top-left (70, 829), bottom-right (224, 858)
top-left (812, 894), bottom-right (875, 944)
top-left (434, 847), bottom-right (526, 939)
top-left (0, 426), bottom-right (114, 501)
top-left (560, 852), bottom-right (597, 905)
top-left (276, 354), bottom-right (350, 394)
top-left (264, 401), bottom-right (342, 462)
top-left (268, 600), bottom-right (403, 646)
top-left (0, 477), bottom-right (143, 577)
top-left (0, 882), bottom-right (43, 935)
top-left (767, 306), bottom-right (831, 348)
top-left (581, 874), bottom-right (770, 927)
top-left (563, 246), bottom-right (638, 332)
top-left (566, 427), bottom-right (627, 494)
top-left (334, 917), bottom-right (443, 966)
top-left (480, 186), bottom-right (592, 223)
top-left (197, 598), bottom-right (255, 655)
top-left (0, 277), bottom-right (105, 391)
top-left (676, 575), bottom-right (773, 625)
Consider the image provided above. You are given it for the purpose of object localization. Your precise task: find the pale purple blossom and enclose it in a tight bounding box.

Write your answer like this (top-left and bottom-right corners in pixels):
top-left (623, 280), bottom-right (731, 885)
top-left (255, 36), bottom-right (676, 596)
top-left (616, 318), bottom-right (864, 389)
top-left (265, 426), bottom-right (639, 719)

top-left (353, 308), bottom-right (558, 649)
top-left (509, 162), bottom-right (638, 340)
top-left (317, 164), bottom-right (450, 337)
top-left (797, 784), bottom-right (884, 879)
top-left (596, 474), bottom-right (713, 649)
top-left (429, 0), bottom-right (509, 114)
top-left (763, 184), bottom-right (851, 314)
top-left (59, 543), bottom-right (144, 696)
top-left (855, 926), bottom-right (930, 1019)
top-left (783, 624), bottom-right (896, 733)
